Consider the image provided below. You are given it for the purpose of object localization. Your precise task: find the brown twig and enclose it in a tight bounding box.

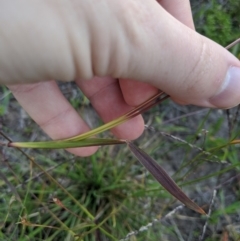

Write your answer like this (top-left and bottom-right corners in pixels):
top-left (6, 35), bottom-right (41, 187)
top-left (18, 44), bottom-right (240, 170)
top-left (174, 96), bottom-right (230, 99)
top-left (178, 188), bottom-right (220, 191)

top-left (199, 190), bottom-right (217, 241)
top-left (145, 126), bottom-right (229, 164)
top-left (119, 205), bottom-right (184, 241)
top-left (225, 38), bottom-right (240, 50)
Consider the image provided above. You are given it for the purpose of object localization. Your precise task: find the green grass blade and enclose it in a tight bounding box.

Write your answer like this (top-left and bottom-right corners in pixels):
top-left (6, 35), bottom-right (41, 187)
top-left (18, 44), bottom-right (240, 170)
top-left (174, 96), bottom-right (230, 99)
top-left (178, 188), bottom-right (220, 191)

top-left (9, 138), bottom-right (125, 149)
top-left (127, 142), bottom-right (206, 215)
top-left (5, 92), bottom-right (169, 150)
top-left (64, 92), bottom-right (169, 142)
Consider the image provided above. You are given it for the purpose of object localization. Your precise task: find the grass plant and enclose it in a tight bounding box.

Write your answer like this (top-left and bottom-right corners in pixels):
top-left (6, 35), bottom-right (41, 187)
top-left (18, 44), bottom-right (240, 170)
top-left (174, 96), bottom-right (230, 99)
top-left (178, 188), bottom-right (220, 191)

top-left (0, 2), bottom-right (240, 240)
top-left (1, 85), bottom-right (240, 240)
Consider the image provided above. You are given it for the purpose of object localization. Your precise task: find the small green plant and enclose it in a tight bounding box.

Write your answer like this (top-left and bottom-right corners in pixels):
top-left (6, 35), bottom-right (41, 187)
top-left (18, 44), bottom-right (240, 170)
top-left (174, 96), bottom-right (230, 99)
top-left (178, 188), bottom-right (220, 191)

top-left (0, 4), bottom-right (240, 239)
top-left (193, 0), bottom-right (240, 47)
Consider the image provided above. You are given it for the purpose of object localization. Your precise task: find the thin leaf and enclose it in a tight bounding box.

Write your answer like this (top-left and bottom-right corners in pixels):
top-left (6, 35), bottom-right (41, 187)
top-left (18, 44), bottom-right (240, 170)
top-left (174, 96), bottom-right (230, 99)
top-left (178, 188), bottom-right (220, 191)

top-left (225, 38), bottom-right (240, 49)
top-left (8, 92), bottom-right (169, 149)
top-left (0, 169), bottom-right (22, 203)
top-left (230, 139), bottom-right (240, 145)
top-left (8, 138), bottom-right (125, 149)
top-left (64, 91), bottom-right (169, 142)
top-left (127, 142), bottom-right (206, 215)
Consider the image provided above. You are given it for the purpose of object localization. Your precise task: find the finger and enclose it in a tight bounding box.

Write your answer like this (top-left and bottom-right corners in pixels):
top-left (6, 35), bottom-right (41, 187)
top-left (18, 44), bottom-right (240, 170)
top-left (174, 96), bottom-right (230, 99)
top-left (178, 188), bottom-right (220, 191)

top-left (8, 81), bottom-right (98, 156)
top-left (119, 79), bottom-right (159, 106)
top-left (157, 0), bottom-right (194, 28)
top-left (112, 1), bottom-right (240, 109)
top-left (76, 77), bottom-right (144, 139)
top-left (3, 1), bottom-right (240, 109)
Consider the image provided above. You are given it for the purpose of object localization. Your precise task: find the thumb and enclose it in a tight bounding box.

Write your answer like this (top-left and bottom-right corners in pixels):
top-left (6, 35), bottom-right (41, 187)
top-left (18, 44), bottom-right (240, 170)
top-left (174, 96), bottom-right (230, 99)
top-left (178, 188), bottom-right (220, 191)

top-left (117, 3), bottom-right (240, 109)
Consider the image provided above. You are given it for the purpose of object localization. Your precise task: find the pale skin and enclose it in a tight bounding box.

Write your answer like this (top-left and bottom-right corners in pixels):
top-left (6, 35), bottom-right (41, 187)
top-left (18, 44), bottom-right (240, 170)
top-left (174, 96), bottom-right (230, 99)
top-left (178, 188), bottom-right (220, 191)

top-left (0, 0), bottom-right (240, 156)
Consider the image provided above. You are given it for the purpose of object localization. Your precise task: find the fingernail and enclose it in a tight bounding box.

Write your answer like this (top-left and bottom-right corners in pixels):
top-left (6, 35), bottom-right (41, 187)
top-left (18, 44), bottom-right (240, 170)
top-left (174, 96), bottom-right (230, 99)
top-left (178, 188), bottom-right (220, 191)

top-left (209, 66), bottom-right (240, 108)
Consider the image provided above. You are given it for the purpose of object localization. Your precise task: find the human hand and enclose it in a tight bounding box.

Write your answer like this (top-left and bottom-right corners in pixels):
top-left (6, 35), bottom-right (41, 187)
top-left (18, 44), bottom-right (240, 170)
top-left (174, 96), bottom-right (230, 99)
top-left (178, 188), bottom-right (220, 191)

top-left (1, 0), bottom-right (240, 156)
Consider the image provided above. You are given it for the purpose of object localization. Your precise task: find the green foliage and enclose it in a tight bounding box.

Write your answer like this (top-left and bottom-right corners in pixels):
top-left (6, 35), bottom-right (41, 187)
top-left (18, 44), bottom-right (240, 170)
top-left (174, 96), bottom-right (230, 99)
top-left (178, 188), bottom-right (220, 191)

top-left (0, 86), bottom-right (10, 116)
top-left (0, 146), bottom-right (178, 240)
top-left (2, 99), bottom-right (240, 241)
top-left (193, 0), bottom-right (240, 46)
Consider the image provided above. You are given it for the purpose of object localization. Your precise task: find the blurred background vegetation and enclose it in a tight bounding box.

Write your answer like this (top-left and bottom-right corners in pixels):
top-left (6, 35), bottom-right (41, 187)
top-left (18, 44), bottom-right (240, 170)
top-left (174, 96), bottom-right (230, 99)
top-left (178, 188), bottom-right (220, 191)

top-left (192, 0), bottom-right (240, 48)
top-left (0, 0), bottom-right (240, 240)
